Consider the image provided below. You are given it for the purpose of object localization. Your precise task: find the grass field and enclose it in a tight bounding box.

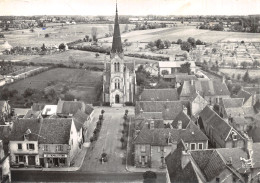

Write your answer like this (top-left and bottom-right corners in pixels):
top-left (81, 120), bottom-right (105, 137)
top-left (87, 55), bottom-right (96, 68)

top-left (101, 26), bottom-right (260, 43)
top-left (220, 68), bottom-right (260, 79)
top-left (6, 68), bottom-right (103, 103)
top-left (0, 23), bottom-right (135, 47)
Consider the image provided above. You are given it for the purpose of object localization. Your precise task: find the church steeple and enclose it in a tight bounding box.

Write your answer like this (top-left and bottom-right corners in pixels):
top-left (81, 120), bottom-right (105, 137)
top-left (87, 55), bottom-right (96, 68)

top-left (111, 1), bottom-right (123, 54)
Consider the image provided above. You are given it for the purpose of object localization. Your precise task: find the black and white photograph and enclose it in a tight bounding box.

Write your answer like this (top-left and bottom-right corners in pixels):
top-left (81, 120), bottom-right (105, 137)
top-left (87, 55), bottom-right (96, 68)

top-left (0, 0), bottom-right (260, 182)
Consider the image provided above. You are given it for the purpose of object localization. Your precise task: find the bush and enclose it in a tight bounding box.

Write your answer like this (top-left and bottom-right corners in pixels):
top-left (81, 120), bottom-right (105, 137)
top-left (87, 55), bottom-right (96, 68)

top-left (45, 33), bottom-right (49, 38)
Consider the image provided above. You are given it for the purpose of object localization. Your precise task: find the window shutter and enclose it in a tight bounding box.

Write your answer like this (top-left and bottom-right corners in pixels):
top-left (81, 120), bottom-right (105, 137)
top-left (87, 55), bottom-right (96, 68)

top-left (139, 156), bottom-right (141, 163)
top-left (158, 147), bottom-right (160, 152)
top-left (145, 156), bottom-right (148, 163)
top-left (164, 147), bottom-right (166, 153)
top-left (27, 144), bottom-right (29, 150)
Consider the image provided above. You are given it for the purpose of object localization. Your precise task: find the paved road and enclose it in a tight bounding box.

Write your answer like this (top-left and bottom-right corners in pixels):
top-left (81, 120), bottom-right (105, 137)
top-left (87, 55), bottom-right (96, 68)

top-left (80, 107), bottom-right (134, 172)
top-left (12, 170), bottom-right (166, 182)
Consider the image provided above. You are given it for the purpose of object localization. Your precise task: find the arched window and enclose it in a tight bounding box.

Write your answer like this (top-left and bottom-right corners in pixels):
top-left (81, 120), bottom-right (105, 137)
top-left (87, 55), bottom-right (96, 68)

top-left (117, 62), bottom-right (120, 72)
top-left (114, 63), bottom-right (117, 72)
top-left (114, 79), bottom-right (120, 89)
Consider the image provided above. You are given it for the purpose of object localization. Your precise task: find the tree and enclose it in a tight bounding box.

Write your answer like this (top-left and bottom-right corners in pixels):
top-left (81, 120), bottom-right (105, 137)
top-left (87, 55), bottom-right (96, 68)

top-left (95, 53), bottom-right (100, 58)
top-left (91, 27), bottom-right (98, 42)
top-left (0, 33), bottom-right (4, 38)
top-left (124, 24), bottom-right (129, 32)
top-left (180, 62), bottom-right (191, 74)
top-left (243, 70), bottom-right (250, 82)
top-left (212, 24), bottom-right (224, 31)
top-left (30, 28), bottom-right (34, 32)
top-left (161, 70), bottom-right (169, 76)
top-left (164, 40), bottom-right (171, 49)
top-left (147, 41), bottom-right (155, 49)
top-left (182, 52), bottom-right (188, 60)
top-left (196, 39), bottom-right (203, 45)
top-left (237, 74), bottom-right (241, 80)
top-left (23, 88), bottom-right (35, 98)
top-left (59, 43), bottom-right (66, 51)
top-left (41, 43), bottom-right (47, 51)
top-left (240, 61), bottom-right (248, 69)
top-left (85, 35), bottom-right (89, 42)
top-left (187, 37), bottom-right (196, 48)
top-left (232, 73), bottom-right (235, 79)
top-left (155, 39), bottom-right (164, 49)
top-left (253, 60), bottom-right (260, 68)
top-left (177, 39), bottom-right (182, 44)
top-left (143, 171), bottom-right (157, 183)
top-left (45, 33), bottom-right (49, 38)
top-left (181, 41), bottom-right (192, 52)
top-left (212, 48), bottom-right (217, 54)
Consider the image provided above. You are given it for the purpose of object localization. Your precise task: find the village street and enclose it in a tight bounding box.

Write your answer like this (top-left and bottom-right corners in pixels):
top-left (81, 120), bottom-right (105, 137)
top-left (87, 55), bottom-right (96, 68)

top-left (80, 106), bottom-right (135, 172)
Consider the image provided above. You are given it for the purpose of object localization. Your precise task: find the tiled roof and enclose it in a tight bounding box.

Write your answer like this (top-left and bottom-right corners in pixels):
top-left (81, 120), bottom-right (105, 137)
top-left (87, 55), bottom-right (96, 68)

top-left (134, 123), bottom-right (208, 145)
top-left (57, 100), bottom-right (85, 116)
top-left (9, 119), bottom-right (41, 141)
top-left (166, 141), bottom-right (200, 183)
top-left (38, 118), bottom-right (73, 144)
top-left (135, 101), bottom-right (186, 120)
top-left (252, 143), bottom-right (260, 168)
top-left (23, 109), bottom-right (41, 119)
top-left (140, 89), bottom-right (178, 101)
top-left (225, 106), bottom-right (256, 118)
top-left (31, 103), bottom-right (46, 111)
top-left (85, 104), bottom-right (94, 116)
top-left (248, 127), bottom-right (260, 143)
top-left (220, 98), bottom-right (244, 108)
top-left (73, 110), bottom-right (90, 131)
top-left (171, 111), bottom-right (191, 129)
top-left (232, 117), bottom-right (249, 125)
top-left (236, 89), bottom-right (251, 103)
top-left (199, 106), bottom-right (233, 141)
top-left (125, 62), bottom-right (135, 73)
top-left (243, 87), bottom-right (260, 94)
top-left (135, 119), bottom-right (165, 131)
top-left (175, 74), bottom-right (198, 83)
top-left (135, 112), bottom-right (163, 120)
top-left (180, 80), bottom-right (230, 98)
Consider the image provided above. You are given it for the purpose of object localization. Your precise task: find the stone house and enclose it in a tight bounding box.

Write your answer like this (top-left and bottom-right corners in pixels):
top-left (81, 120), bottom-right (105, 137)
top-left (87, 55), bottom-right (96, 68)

top-left (198, 106), bottom-right (245, 148)
top-left (133, 122), bottom-right (208, 168)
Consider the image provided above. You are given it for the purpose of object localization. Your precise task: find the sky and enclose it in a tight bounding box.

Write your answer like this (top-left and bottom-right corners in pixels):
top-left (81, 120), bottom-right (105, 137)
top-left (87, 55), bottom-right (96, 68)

top-left (0, 0), bottom-right (260, 16)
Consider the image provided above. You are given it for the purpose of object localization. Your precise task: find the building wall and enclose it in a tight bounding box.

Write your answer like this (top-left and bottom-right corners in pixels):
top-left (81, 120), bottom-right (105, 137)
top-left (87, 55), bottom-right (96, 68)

top-left (191, 95), bottom-right (208, 117)
top-left (134, 144), bottom-right (150, 168)
top-left (69, 121), bottom-right (79, 162)
top-left (150, 146), bottom-right (172, 168)
top-left (1, 155), bottom-right (11, 182)
top-left (244, 96), bottom-right (253, 107)
top-left (9, 140), bottom-right (39, 166)
top-left (205, 95), bottom-right (230, 106)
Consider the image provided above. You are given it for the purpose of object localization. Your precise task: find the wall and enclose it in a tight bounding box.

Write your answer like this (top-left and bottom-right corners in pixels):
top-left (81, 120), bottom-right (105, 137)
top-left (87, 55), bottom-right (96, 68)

top-left (69, 120), bottom-right (80, 162)
top-left (191, 95), bottom-right (208, 117)
top-left (208, 168), bottom-right (233, 183)
top-left (150, 146), bottom-right (172, 168)
top-left (9, 140), bottom-right (39, 166)
top-left (134, 144), bottom-right (150, 168)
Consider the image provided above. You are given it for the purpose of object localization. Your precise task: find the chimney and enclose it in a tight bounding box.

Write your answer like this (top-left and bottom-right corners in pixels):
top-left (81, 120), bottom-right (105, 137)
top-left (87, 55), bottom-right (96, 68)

top-left (181, 150), bottom-right (191, 169)
top-left (177, 120), bottom-right (182, 129)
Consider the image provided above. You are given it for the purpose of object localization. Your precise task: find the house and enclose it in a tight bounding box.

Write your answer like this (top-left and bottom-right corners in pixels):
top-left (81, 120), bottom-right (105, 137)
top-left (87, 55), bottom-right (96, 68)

top-left (73, 110), bottom-right (92, 142)
top-left (56, 100), bottom-right (94, 119)
top-left (158, 61), bottom-right (196, 75)
top-left (165, 138), bottom-right (260, 183)
top-left (138, 89), bottom-right (179, 101)
top-left (235, 88), bottom-right (260, 108)
top-left (0, 140), bottom-right (10, 183)
top-left (41, 105), bottom-right (57, 117)
top-left (198, 106), bottom-right (245, 148)
top-left (174, 74), bottom-right (198, 88)
top-left (218, 98), bottom-right (244, 118)
top-left (38, 118), bottom-right (79, 168)
top-left (135, 101), bottom-right (189, 124)
top-left (171, 111), bottom-right (191, 129)
top-left (179, 79), bottom-right (230, 105)
top-left (9, 119), bottom-right (41, 167)
top-left (133, 122), bottom-right (208, 168)
top-left (0, 101), bottom-right (11, 122)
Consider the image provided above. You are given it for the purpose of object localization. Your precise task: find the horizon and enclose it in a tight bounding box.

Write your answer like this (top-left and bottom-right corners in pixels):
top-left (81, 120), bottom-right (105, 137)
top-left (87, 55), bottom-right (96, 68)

top-left (0, 0), bottom-right (259, 16)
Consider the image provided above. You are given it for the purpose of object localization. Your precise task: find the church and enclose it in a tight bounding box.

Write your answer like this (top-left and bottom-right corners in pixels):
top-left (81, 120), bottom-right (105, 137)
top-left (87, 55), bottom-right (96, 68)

top-left (102, 4), bottom-right (136, 106)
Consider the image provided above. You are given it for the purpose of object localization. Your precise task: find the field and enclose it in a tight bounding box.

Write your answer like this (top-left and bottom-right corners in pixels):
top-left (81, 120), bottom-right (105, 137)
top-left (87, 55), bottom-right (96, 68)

top-left (1, 23), bottom-right (135, 47)
top-left (6, 68), bottom-right (103, 103)
top-left (100, 26), bottom-right (260, 43)
top-left (220, 68), bottom-right (260, 79)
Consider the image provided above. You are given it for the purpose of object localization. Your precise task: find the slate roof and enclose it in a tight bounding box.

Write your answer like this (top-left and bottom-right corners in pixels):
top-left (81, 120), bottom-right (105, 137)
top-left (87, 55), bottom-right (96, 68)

top-left (38, 118), bottom-right (73, 144)
top-left (57, 100), bottom-right (85, 116)
top-left (135, 112), bottom-right (163, 120)
top-left (220, 98), bottom-right (244, 108)
top-left (165, 141), bottom-right (201, 183)
top-left (171, 111), bottom-right (191, 129)
top-left (135, 101), bottom-right (187, 120)
top-left (73, 110), bottom-right (90, 130)
top-left (134, 123), bottom-right (208, 145)
top-left (248, 127), bottom-right (260, 143)
top-left (9, 119), bottom-right (41, 141)
top-left (252, 143), bottom-right (260, 168)
top-left (139, 89), bottom-right (178, 101)
top-left (180, 80), bottom-right (230, 98)
top-left (243, 87), bottom-right (260, 94)
top-left (135, 119), bottom-right (165, 131)
top-left (85, 104), bottom-right (94, 116)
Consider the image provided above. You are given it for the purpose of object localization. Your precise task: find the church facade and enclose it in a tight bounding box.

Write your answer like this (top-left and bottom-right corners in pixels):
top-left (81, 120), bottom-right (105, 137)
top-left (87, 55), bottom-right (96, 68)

top-left (102, 4), bottom-right (136, 106)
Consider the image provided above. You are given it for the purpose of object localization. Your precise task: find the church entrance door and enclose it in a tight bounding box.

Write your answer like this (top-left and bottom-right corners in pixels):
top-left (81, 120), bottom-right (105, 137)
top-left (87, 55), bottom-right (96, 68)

top-left (115, 94), bottom-right (120, 103)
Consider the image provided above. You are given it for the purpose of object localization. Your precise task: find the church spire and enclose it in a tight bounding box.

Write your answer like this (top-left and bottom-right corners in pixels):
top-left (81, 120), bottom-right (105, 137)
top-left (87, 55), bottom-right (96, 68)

top-left (111, 1), bottom-right (123, 53)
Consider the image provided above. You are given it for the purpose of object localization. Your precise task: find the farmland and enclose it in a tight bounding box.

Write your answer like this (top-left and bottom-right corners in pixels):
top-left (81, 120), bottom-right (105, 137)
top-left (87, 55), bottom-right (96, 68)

top-left (100, 26), bottom-right (260, 43)
top-left (6, 68), bottom-right (103, 103)
top-left (220, 68), bottom-right (260, 79)
top-left (1, 23), bottom-right (135, 47)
